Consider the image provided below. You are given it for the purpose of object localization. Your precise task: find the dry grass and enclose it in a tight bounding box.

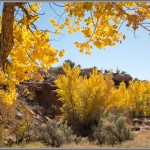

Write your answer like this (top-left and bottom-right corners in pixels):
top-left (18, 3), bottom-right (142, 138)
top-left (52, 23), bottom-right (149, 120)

top-left (115, 130), bottom-right (150, 148)
top-left (11, 141), bottom-right (47, 148)
top-left (8, 130), bottom-right (150, 148)
top-left (62, 130), bottom-right (150, 148)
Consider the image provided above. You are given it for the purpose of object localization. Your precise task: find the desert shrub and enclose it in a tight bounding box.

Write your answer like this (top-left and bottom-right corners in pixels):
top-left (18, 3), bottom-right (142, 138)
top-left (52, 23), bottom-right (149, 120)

top-left (0, 99), bottom-right (17, 147)
top-left (11, 141), bottom-right (46, 148)
top-left (32, 120), bottom-right (80, 147)
top-left (92, 114), bottom-right (134, 145)
top-left (48, 105), bottom-right (59, 117)
top-left (11, 105), bottom-right (33, 144)
top-left (59, 121), bottom-right (81, 143)
top-left (0, 124), bottom-right (5, 147)
top-left (63, 59), bottom-right (76, 69)
top-left (0, 99), bottom-right (16, 125)
top-left (91, 120), bottom-right (106, 145)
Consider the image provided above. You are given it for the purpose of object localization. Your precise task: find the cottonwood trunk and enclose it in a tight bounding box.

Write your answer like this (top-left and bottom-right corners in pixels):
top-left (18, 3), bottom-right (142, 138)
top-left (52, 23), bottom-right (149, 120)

top-left (0, 3), bottom-right (15, 70)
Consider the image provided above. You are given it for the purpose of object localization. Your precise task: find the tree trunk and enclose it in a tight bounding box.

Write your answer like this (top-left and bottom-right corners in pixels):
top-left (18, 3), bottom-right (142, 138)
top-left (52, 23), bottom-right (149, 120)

top-left (0, 3), bottom-right (15, 70)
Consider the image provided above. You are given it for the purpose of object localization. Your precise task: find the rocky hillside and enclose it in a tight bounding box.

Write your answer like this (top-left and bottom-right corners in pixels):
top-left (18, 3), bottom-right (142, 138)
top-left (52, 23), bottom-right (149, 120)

top-left (18, 67), bottom-right (133, 110)
top-left (0, 66), bottom-right (143, 146)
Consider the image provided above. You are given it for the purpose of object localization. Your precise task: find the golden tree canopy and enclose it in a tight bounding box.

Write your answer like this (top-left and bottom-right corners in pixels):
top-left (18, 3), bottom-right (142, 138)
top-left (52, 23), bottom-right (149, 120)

top-left (0, 2), bottom-right (150, 104)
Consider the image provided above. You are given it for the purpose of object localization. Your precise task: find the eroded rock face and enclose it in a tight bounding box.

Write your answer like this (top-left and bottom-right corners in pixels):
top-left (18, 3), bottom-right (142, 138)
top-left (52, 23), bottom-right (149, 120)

top-left (18, 81), bottom-right (60, 105)
top-left (33, 82), bottom-right (62, 107)
top-left (18, 81), bottom-right (62, 116)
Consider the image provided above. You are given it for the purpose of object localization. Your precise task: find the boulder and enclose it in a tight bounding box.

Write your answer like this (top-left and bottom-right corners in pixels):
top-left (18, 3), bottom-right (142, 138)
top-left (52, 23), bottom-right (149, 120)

top-left (133, 118), bottom-right (142, 125)
top-left (113, 73), bottom-right (132, 86)
top-left (132, 126), bottom-right (140, 131)
top-left (114, 74), bottom-right (125, 82)
top-left (16, 112), bottom-right (23, 120)
top-left (143, 118), bottom-right (150, 126)
top-left (124, 74), bottom-right (133, 85)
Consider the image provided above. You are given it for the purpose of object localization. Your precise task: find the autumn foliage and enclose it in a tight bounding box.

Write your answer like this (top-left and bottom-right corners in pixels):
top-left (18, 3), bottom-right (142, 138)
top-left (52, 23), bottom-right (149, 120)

top-left (0, 3), bottom-right (65, 105)
top-left (0, 2), bottom-right (150, 106)
top-left (51, 2), bottom-right (150, 54)
top-left (55, 63), bottom-right (150, 128)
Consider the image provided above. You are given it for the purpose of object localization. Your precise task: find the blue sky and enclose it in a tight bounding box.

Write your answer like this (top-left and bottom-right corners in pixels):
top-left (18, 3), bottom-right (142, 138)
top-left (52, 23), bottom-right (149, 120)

top-left (42, 2), bottom-right (149, 81)
top-left (36, 2), bottom-right (150, 80)
top-left (3, 2), bottom-right (150, 80)
top-left (26, 2), bottom-right (150, 80)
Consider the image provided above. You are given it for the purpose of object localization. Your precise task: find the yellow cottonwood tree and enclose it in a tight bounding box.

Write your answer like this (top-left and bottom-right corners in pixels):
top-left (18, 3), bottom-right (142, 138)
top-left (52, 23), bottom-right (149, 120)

top-left (0, 2), bottom-right (150, 105)
top-left (0, 2), bottom-right (65, 104)
top-left (55, 64), bottom-right (150, 123)
top-left (55, 63), bottom-right (115, 125)
top-left (128, 80), bottom-right (150, 117)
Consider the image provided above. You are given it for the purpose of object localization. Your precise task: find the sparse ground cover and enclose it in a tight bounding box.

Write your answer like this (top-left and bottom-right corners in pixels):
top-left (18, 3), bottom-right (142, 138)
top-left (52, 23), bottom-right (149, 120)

top-left (10, 130), bottom-right (150, 148)
top-left (62, 130), bottom-right (150, 148)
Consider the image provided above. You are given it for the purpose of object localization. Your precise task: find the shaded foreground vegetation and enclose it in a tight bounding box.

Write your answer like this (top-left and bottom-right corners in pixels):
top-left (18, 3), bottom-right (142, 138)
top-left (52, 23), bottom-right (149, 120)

top-left (10, 130), bottom-right (150, 148)
top-left (62, 130), bottom-right (150, 148)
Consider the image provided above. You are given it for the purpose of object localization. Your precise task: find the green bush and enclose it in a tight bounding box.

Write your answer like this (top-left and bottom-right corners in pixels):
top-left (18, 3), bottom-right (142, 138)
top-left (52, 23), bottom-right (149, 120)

top-left (92, 114), bottom-right (134, 145)
top-left (32, 120), bottom-right (80, 147)
top-left (63, 59), bottom-right (75, 69)
top-left (92, 121), bottom-right (106, 145)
